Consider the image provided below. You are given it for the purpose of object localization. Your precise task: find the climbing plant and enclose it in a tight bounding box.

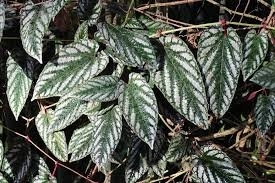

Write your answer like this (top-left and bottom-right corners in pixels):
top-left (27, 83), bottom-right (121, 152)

top-left (0, 0), bottom-right (275, 182)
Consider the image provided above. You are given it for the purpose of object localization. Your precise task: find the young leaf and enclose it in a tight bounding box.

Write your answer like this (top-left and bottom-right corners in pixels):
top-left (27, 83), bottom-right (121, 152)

top-left (35, 109), bottom-right (68, 162)
top-left (32, 156), bottom-right (57, 183)
top-left (74, 21), bottom-right (88, 41)
top-left (250, 61), bottom-right (275, 90)
top-left (89, 106), bottom-right (123, 167)
top-left (191, 145), bottom-right (245, 183)
top-left (165, 133), bottom-right (188, 162)
top-left (198, 27), bottom-right (242, 118)
top-left (49, 97), bottom-right (87, 132)
top-left (255, 95), bottom-right (275, 135)
top-left (32, 40), bottom-right (109, 99)
top-left (155, 35), bottom-right (209, 129)
top-left (97, 23), bottom-right (157, 70)
top-left (119, 73), bottom-right (158, 149)
top-left (6, 54), bottom-right (33, 120)
top-left (67, 75), bottom-right (125, 102)
top-left (242, 30), bottom-right (268, 81)
top-left (20, 1), bottom-right (53, 63)
top-left (0, 1), bottom-right (5, 42)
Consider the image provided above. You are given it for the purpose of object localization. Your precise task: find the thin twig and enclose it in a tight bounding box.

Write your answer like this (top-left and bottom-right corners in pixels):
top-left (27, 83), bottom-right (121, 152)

top-left (257, 0), bottom-right (271, 8)
top-left (228, 129), bottom-right (256, 149)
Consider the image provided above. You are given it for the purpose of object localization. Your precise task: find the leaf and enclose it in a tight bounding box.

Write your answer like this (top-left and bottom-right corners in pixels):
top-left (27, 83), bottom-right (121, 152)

top-left (32, 156), bottom-right (57, 183)
top-left (20, 1), bottom-right (53, 63)
top-left (49, 97), bottom-right (87, 132)
top-left (155, 35), bottom-right (209, 129)
top-left (51, 0), bottom-right (70, 16)
top-left (191, 144), bottom-right (245, 183)
top-left (35, 109), bottom-right (68, 162)
top-left (250, 61), bottom-right (275, 90)
top-left (0, 140), bottom-right (4, 166)
top-left (89, 106), bottom-right (123, 167)
top-left (97, 23), bottom-right (157, 70)
top-left (6, 53), bottom-right (33, 120)
top-left (32, 40), bottom-right (109, 99)
top-left (87, 1), bottom-right (102, 26)
top-left (0, 173), bottom-right (8, 183)
top-left (139, 16), bottom-right (174, 35)
top-left (197, 27), bottom-right (242, 118)
top-left (0, 1), bottom-right (5, 42)
top-left (125, 138), bottom-right (149, 183)
top-left (112, 63), bottom-right (124, 78)
top-left (165, 133), bottom-right (188, 162)
top-left (242, 30), bottom-right (268, 81)
top-left (1, 157), bottom-right (14, 182)
top-left (67, 75), bottom-right (125, 102)
top-left (254, 95), bottom-right (275, 135)
top-left (74, 21), bottom-right (88, 41)
top-left (119, 73), bottom-right (158, 149)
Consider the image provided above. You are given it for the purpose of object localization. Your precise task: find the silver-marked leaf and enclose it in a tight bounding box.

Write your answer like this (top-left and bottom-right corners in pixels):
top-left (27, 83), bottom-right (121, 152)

top-left (119, 73), bottom-right (158, 149)
top-left (125, 138), bottom-right (149, 183)
top-left (155, 35), bottom-right (209, 129)
top-left (165, 133), bottom-right (188, 162)
top-left (198, 27), bottom-right (242, 118)
top-left (97, 23), bottom-right (157, 70)
top-left (0, 1), bottom-right (5, 42)
top-left (49, 97), bottom-right (87, 132)
top-left (139, 16), bottom-right (174, 35)
top-left (74, 21), bottom-right (88, 41)
top-left (255, 95), bottom-right (275, 135)
top-left (89, 106), bottom-right (122, 167)
top-left (51, 0), bottom-right (70, 16)
top-left (68, 121), bottom-right (96, 161)
top-left (191, 144), bottom-right (245, 183)
top-left (6, 54), bottom-right (33, 120)
top-left (150, 155), bottom-right (167, 177)
top-left (87, 1), bottom-right (102, 26)
top-left (112, 63), bottom-right (124, 78)
top-left (32, 40), bottom-right (109, 99)
top-left (1, 157), bottom-right (14, 181)
top-left (250, 61), bottom-right (275, 90)
top-left (242, 30), bottom-right (268, 81)
top-left (20, 1), bottom-right (53, 63)
top-left (67, 75), bottom-right (125, 102)
top-left (0, 173), bottom-right (8, 183)
top-left (0, 140), bottom-right (3, 166)
top-left (35, 109), bottom-right (68, 162)
top-left (32, 156), bottom-right (57, 183)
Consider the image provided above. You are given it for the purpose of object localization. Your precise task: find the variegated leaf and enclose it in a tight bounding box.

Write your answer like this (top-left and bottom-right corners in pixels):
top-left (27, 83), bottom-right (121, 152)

top-left (35, 109), bottom-right (68, 162)
top-left (32, 40), bottom-right (109, 99)
top-left (0, 1), bottom-right (5, 42)
top-left (155, 35), bottom-right (209, 129)
top-left (242, 30), bottom-right (268, 81)
top-left (67, 75), bottom-right (125, 102)
top-left (165, 133), bottom-right (188, 162)
top-left (49, 97), bottom-right (87, 132)
top-left (68, 122), bottom-right (95, 162)
top-left (112, 63), bottom-right (124, 78)
top-left (0, 173), bottom-right (8, 183)
top-left (74, 21), bottom-right (88, 41)
top-left (6, 54), bottom-right (33, 120)
top-left (97, 23), bottom-right (157, 70)
top-left (0, 140), bottom-right (3, 166)
top-left (20, 1), bottom-right (53, 63)
top-left (1, 157), bottom-right (14, 181)
top-left (191, 144), bottom-right (245, 183)
top-left (87, 1), bottom-right (102, 26)
top-left (32, 156), bottom-right (57, 183)
top-left (250, 61), bottom-right (275, 90)
top-left (198, 27), bottom-right (242, 118)
top-left (255, 95), bottom-right (275, 135)
top-left (119, 73), bottom-right (158, 149)
top-left (139, 16), bottom-right (174, 35)
top-left (51, 0), bottom-right (70, 16)
top-left (89, 106), bottom-right (122, 167)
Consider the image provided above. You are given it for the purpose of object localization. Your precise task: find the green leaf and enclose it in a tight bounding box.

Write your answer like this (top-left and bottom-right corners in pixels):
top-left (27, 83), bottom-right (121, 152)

top-left (198, 27), bottom-right (242, 118)
top-left (250, 61), bottom-right (275, 90)
top-left (74, 21), bottom-right (88, 41)
top-left (0, 140), bottom-right (3, 166)
top-left (119, 73), bottom-right (158, 149)
top-left (1, 157), bottom-right (14, 181)
top-left (165, 133), bottom-right (188, 162)
top-left (97, 23), bottom-right (157, 70)
top-left (51, 0), bottom-right (70, 16)
top-left (0, 1), bottom-right (5, 42)
top-left (89, 106), bottom-right (123, 167)
top-left (242, 30), bottom-right (268, 81)
top-left (35, 109), bottom-right (68, 162)
top-left (0, 173), bottom-right (8, 183)
top-left (6, 53), bottom-right (33, 120)
top-left (20, 1), bottom-right (53, 63)
top-left (255, 95), bottom-right (275, 135)
top-left (112, 63), bottom-right (124, 78)
top-left (32, 156), bottom-right (57, 183)
top-left (191, 145), bottom-right (245, 183)
top-left (87, 1), bottom-right (102, 26)
top-left (139, 16), bottom-right (174, 35)
top-left (49, 97), bottom-right (87, 132)
top-left (67, 75), bottom-right (125, 102)
top-left (155, 35), bottom-right (209, 129)
top-left (32, 40), bottom-right (109, 99)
